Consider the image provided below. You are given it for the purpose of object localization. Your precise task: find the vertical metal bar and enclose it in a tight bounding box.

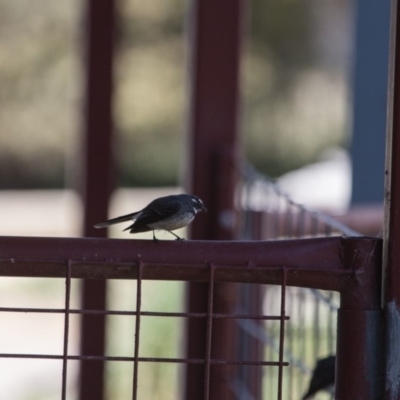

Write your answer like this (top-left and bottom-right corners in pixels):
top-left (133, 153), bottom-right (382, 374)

top-left (313, 295), bottom-right (320, 360)
top-left (327, 292), bottom-right (335, 355)
top-left (81, 2), bottom-right (115, 234)
top-left (297, 206), bottom-right (306, 237)
top-left (185, 0), bottom-right (245, 398)
top-left (204, 264), bottom-right (215, 400)
top-left (298, 289), bottom-right (306, 397)
top-left (311, 213), bottom-right (319, 237)
top-left (285, 199), bottom-right (293, 238)
top-left (237, 211), bottom-right (264, 399)
top-left (286, 286), bottom-right (293, 398)
top-left (61, 260), bottom-right (72, 400)
top-left (79, 1), bottom-right (115, 399)
top-left (248, 212), bottom-right (264, 400)
top-left (277, 267), bottom-right (287, 400)
top-left (132, 262), bottom-right (143, 400)
top-left (324, 223), bottom-right (332, 237)
top-left (336, 238), bottom-right (383, 399)
top-left (264, 198), bottom-right (271, 240)
top-left (273, 197), bottom-right (282, 239)
top-left (384, 1), bottom-right (400, 399)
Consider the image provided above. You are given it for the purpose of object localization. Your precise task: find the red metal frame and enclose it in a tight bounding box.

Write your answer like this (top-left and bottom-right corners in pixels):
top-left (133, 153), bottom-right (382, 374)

top-left (0, 235), bottom-right (383, 399)
top-left (0, 236), bottom-right (361, 286)
top-left (79, 1), bottom-right (116, 399)
top-left (0, 0), bottom-right (396, 397)
top-left (186, 0), bottom-right (245, 396)
top-left (0, 236), bottom-right (295, 400)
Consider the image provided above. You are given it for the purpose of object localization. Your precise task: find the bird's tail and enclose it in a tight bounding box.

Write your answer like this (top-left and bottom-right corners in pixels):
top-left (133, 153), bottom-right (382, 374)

top-left (94, 212), bottom-right (139, 228)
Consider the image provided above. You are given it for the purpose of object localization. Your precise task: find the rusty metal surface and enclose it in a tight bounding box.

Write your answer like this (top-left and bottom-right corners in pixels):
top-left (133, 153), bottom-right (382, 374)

top-left (340, 235), bottom-right (382, 311)
top-left (336, 310), bottom-right (383, 400)
top-left (0, 236), bottom-right (380, 290)
top-left (79, 0), bottom-right (116, 399)
top-left (335, 233), bottom-right (383, 400)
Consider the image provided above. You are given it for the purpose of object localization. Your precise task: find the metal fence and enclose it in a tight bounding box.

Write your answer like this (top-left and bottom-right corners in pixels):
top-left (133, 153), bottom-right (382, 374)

top-left (0, 237), bottom-right (290, 400)
top-left (237, 166), bottom-right (355, 399)
top-left (0, 164), bottom-right (381, 400)
top-left (0, 228), bottom-right (381, 400)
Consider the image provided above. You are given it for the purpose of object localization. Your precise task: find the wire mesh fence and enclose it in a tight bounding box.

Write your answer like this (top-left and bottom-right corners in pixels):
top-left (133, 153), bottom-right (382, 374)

top-left (236, 164), bottom-right (358, 399)
top-left (0, 257), bottom-right (290, 400)
top-left (0, 165), bottom-right (362, 399)
top-left (239, 164), bottom-right (361, 239)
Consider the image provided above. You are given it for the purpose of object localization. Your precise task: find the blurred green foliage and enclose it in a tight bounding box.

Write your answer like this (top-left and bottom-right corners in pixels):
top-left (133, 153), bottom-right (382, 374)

top-left (0, 0), bottom-right (349, 188)
top-left (0, 0), bottom-right (82, 188)
top-left (243, 0), bottom-right (350, 177)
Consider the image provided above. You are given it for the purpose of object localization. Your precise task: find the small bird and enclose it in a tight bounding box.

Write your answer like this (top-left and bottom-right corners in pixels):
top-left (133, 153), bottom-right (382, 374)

top-left (302, 355), bottom-right (336, 400)
top-left (94, 194), bottom-right (207, 241)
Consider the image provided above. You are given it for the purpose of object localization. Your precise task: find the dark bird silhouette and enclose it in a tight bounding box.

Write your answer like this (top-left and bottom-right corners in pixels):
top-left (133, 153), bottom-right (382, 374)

top-left (94, 194), bottom-right (206, 241)
top-left (302, 355), bottom-right (336, 400)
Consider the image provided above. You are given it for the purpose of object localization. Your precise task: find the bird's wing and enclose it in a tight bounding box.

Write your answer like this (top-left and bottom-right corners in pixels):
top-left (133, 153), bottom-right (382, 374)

top-left (149, 197), bottom-right (183, 216)
top-left (124, 200), bottom-right (182, 232)
top-left (94, 211), bottom-right (140, 228)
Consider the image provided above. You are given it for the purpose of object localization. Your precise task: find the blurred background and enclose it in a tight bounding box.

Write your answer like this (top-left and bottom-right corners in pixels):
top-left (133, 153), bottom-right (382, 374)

top-left (0, 0), bottom-right (389, 399)
top-left (0, 0), bottom-right (354, 191)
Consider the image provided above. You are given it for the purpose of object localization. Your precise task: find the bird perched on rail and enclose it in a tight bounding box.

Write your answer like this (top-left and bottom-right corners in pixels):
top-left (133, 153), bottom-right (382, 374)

top-left (94, 194), bottom-right (207, 241)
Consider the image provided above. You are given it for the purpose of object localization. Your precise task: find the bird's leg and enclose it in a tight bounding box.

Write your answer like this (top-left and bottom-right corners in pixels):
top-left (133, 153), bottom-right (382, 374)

top-left (152, 231), bottom-right (159, 242)
top-left (168, 231), bottom-right (184, 241)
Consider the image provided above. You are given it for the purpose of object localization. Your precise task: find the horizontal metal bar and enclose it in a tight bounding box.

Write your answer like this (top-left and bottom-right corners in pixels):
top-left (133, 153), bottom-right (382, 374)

top-left (0, 353), bottom-right (289, 366)
top-left (0, 236), bottom-right (381, 291)
top-left (0, 307), bottom-right (289, 320)
top-left (136, 358), bottom-right (289, 367)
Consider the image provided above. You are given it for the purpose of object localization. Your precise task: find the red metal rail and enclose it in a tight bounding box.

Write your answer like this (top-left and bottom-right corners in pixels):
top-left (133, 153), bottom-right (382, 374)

top-left (0, 235), bottom-right (383, 399)
top-left (0, 236), bottom-right (368, 288)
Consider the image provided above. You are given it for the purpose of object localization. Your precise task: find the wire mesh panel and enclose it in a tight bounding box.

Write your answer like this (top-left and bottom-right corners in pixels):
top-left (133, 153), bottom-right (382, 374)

top-left (0, 233), bottom-right (381, 400)
top-left (237, 165), bottom-right (356, 399)
top-left (0, 258), bottom-right (290, 399)
top-left (240, 164), bottom-right (360, 239)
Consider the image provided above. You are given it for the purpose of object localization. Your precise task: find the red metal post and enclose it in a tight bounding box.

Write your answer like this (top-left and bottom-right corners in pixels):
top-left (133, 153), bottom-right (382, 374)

top-left (79, 1), bottom-right (115, 399)
top-left (185, 0), bottom-right (244, 398)
top-left (336, 238), bottom-right (383, 399)
top-left (383, 1), bottom-right (400, 399)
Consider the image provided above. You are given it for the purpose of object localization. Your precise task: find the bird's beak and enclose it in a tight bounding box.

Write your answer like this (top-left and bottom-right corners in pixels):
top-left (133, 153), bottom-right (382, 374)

top-left (202, 205), bottom-right (207, 212)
